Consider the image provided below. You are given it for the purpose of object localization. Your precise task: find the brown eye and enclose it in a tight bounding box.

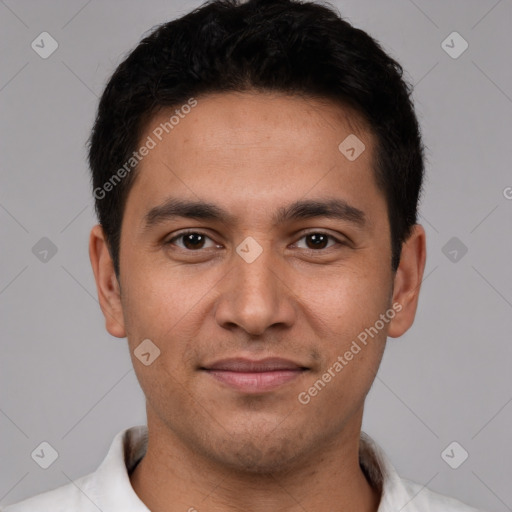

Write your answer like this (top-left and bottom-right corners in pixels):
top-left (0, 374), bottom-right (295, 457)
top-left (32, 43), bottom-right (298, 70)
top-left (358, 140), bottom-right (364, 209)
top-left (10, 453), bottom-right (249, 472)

top-left (166, 231), bottom-right (217, 250)
top-left (305, 233), bottom-right (329, 249)
top-left (181, 233), bottom-right (206, 250)
top-left (296, 232), bottom-right (340, 250)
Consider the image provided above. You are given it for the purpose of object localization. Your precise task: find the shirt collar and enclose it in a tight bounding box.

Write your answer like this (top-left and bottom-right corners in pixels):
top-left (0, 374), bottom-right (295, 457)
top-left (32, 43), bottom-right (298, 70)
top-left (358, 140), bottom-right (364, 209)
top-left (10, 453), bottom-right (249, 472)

top-left (93, 425), bottom-right (149, 511)
top-left (92, 425), bottom-right (418, 512)
top-left (359, 431), bottom-right (421, 511)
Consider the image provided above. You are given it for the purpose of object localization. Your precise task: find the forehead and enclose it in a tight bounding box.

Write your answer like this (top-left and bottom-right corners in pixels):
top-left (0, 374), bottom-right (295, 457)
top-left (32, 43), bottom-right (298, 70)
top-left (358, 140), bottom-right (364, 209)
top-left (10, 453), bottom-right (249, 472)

top-left (147, 91), bottom-right (370, 154)
top-left (126, 91), bottom-right (381, 221)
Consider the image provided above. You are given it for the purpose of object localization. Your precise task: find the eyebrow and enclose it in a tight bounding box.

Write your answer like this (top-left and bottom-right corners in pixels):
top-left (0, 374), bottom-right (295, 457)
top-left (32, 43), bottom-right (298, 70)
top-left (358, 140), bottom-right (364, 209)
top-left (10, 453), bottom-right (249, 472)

top-left (143, 197), bottom-right (366, 230)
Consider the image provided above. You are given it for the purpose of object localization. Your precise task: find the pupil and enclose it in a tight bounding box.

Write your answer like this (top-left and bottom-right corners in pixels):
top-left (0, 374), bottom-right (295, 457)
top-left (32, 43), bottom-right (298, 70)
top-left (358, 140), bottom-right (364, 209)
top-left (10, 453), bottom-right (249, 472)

top-left (184, 233), bottom-right (204, 249)
top-left (181, 234), bottom-right (328, 250)
top-left (308, 233), bottom-right (327, 249)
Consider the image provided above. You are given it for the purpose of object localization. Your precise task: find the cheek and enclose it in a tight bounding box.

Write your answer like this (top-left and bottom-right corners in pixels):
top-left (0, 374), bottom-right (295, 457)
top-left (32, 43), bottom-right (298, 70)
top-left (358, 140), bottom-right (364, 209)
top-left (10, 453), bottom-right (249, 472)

top-left (298, 306), bottom-right (388, 418)
top-left (311, 348), bottom-right (385, 421)
top-left (121, 268), bottom-right (200, 401)
top-left (296, 264), bottom-right (391, 404)
top-left (132, 353), bottom-right (201, 429)
top-left (296, 263), bottom-right (392, 339)
top-left (121, 258), bottom-right (203, 337)
top-left (120, 260), bottom-right (219, 383)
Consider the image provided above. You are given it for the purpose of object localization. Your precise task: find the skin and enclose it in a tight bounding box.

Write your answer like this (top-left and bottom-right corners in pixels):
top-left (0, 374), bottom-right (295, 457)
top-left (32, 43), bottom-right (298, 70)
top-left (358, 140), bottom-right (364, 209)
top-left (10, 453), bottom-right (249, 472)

top-left (89, 91), bottom-right (426, 512)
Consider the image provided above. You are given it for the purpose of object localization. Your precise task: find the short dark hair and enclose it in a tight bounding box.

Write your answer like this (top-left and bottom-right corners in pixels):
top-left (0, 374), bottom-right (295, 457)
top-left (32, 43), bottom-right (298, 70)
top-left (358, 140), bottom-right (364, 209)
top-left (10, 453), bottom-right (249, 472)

top-left (88, 0), bottom-right (425, 278)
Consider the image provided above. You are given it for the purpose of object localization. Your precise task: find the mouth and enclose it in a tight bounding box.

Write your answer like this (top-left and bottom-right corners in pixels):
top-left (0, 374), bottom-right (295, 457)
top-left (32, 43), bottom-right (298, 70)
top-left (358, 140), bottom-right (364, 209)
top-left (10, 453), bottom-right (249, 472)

top-left (200, 357), bottom-right (309, 393)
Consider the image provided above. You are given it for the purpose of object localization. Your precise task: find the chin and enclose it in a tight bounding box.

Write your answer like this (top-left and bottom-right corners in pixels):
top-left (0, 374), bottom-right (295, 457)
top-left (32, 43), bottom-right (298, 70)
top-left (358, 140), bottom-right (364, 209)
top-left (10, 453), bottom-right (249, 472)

top-left (201, 430), bottom-right (310, 474)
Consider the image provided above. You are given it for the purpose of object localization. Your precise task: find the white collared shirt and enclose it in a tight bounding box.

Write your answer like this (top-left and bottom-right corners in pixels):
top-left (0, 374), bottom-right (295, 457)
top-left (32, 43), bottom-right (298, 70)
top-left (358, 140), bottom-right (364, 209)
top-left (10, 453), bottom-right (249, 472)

top-left (3, 425), bottom-right (484, 511)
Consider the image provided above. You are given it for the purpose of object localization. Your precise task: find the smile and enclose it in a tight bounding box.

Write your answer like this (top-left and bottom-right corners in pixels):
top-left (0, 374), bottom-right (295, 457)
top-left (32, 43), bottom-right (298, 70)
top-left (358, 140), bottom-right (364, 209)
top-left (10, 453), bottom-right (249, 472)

top-left (201, 357), bottom-right (308, 393)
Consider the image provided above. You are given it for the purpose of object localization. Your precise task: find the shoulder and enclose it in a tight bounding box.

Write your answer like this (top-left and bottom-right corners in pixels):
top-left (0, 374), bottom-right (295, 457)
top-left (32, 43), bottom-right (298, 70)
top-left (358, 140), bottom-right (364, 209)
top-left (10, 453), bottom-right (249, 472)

top-left (2, 472), bottom-right (98, 512)
top-left (2, 426), bottom-right (148, 512)
top-left (359, 432), bottom-right (486, 512)
top-left (399, 477), bottom-right (485, 512)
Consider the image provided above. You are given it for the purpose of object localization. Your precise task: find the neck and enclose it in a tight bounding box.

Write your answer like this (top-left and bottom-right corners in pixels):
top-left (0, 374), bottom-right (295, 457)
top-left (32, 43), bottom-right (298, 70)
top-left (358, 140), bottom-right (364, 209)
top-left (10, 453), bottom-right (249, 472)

top-left (130, 411), bottom-right (381, 512)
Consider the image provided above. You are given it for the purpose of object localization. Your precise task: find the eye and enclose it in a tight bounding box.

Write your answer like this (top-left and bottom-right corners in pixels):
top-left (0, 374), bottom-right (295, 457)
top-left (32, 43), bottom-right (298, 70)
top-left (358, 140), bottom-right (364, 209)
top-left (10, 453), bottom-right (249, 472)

top-left (294, 232), bottom-right (342, 250)
top-left (166, 231), bottom-right (219, 250)
top-left (164, 230), bottom-right (345, 252)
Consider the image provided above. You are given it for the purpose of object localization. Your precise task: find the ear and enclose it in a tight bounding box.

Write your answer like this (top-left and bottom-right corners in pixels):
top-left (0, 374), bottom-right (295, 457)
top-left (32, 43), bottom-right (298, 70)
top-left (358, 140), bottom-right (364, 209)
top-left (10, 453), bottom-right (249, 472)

top-left (89, 224), bottom-right (126, 338)
top-left (388, 224), bottom-right (427, 338)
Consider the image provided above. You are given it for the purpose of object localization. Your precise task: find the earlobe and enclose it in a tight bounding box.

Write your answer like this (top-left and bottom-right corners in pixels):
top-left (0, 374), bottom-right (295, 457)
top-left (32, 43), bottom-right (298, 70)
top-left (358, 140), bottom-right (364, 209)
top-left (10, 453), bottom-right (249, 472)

top-left (89, 224), bottom-right (126, 338)
top-left (387, 224), bottom-right (427, 338)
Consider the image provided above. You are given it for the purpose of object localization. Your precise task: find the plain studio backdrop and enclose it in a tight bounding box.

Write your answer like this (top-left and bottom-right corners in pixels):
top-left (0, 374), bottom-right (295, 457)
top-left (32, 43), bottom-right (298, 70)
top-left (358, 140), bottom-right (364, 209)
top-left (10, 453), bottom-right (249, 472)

top-left (0, 0), bottom-right (511, 510)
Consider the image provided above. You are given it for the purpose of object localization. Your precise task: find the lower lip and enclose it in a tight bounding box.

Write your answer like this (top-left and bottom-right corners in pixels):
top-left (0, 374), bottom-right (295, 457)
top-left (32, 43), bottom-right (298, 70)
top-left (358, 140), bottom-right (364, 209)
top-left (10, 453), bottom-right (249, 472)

top-left (204, 369), bottom-right (305, 392)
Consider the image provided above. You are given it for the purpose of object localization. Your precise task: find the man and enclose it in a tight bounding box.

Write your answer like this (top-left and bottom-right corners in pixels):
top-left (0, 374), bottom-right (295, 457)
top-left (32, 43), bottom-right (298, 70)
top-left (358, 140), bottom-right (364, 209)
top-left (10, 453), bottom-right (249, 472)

top-left (4, 0), bottom-right (484, 510)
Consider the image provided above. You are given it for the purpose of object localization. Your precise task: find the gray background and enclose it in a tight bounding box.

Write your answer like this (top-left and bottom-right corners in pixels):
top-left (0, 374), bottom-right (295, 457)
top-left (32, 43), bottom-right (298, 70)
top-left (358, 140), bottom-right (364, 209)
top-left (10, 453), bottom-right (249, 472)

top-left (1, 0), bottom-right (511, 510)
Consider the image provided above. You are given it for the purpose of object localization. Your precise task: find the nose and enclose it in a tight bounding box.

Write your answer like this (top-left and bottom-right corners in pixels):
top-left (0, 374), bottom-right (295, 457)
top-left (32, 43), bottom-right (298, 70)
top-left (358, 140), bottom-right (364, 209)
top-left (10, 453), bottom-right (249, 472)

top-left (214, 240), bottom-right (296, 336)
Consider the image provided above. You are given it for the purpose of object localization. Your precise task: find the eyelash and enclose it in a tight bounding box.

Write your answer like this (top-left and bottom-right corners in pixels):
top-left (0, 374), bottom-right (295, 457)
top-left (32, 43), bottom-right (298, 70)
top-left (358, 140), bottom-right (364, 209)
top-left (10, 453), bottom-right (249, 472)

top-left (165, 230), bottom-right (346, 252)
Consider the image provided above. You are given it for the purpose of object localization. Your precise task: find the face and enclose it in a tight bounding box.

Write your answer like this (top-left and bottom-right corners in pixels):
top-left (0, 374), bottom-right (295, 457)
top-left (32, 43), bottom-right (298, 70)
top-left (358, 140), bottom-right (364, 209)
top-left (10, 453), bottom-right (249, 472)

top-left (90, 91), bottom-right (425, 473)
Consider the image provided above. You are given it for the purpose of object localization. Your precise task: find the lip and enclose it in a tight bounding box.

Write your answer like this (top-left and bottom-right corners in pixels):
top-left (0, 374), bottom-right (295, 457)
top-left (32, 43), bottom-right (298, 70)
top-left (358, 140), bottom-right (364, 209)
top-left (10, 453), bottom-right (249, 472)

top-left (201, 357), bottom-right (308, 393)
